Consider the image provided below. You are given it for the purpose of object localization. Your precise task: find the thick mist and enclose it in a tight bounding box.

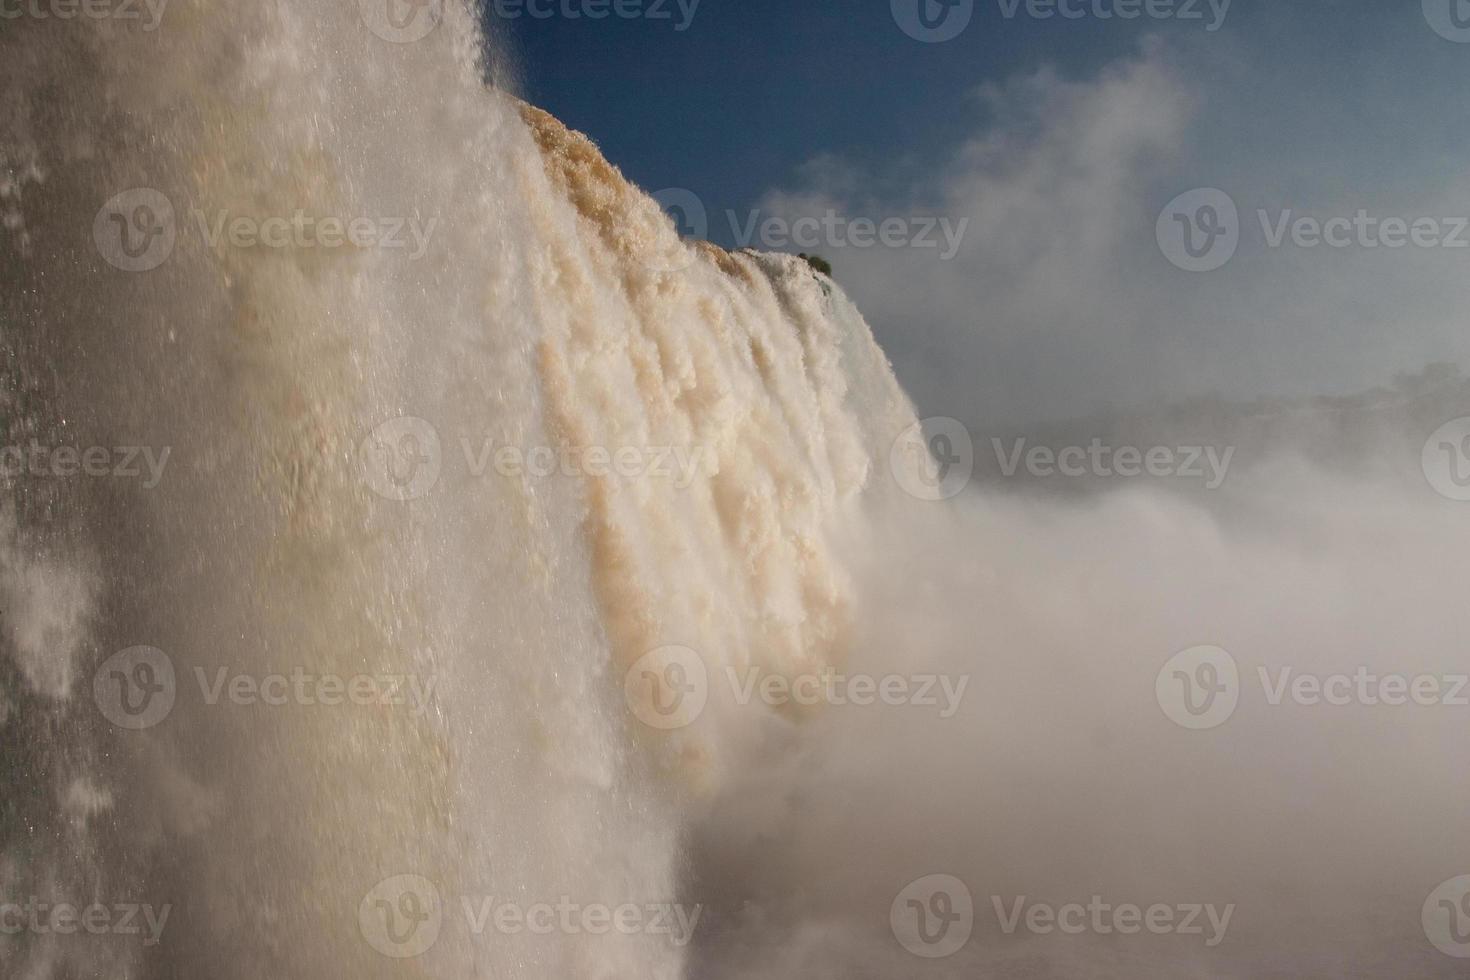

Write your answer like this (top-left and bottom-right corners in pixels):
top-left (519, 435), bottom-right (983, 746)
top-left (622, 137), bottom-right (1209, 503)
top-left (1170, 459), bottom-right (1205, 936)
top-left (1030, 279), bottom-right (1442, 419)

top-left (686, 412), bottom-right (1470, 977)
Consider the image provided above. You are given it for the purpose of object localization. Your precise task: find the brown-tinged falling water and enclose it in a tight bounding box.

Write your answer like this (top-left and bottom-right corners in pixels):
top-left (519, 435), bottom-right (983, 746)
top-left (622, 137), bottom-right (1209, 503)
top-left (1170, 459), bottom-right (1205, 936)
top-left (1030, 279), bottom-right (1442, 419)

top-left (6, 4), bottom-right (1470, 980)
top-left (0, 3), bottom-right (917, 977)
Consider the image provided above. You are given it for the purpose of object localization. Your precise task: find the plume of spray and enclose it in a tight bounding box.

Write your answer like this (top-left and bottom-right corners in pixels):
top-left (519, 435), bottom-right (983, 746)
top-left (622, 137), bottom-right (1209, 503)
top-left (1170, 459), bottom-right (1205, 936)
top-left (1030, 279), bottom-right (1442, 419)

top-left (3, 3), bottom-right (1468, 979)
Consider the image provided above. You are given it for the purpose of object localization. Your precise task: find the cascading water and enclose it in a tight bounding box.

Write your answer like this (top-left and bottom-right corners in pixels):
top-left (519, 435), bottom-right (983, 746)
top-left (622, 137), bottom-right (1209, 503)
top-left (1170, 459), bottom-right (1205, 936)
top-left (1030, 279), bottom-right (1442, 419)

top-left (0, 3), bottom-right (921, 977)
top-left (14, 5), bottom-right (1470, 980)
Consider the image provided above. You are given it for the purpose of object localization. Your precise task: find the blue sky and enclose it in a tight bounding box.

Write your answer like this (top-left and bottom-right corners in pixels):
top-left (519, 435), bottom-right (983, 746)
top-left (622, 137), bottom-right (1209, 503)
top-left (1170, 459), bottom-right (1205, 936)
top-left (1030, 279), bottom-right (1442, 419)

top-left (492, 2), bottom-right (1468, 231)
top-left (486, 0), bottom-right (1470, 424)
top-left (489, 0), bottom-right (1202, 233)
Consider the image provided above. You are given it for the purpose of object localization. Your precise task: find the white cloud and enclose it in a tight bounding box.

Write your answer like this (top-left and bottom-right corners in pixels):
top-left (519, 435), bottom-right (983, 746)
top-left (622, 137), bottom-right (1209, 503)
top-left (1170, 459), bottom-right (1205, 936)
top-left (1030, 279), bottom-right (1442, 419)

top-left (755, 39), bottom-right (1470, 426)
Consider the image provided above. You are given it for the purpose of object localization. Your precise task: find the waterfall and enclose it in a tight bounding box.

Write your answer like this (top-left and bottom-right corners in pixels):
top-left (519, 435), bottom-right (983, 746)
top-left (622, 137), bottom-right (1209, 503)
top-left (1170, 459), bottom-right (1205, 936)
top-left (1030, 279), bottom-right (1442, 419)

top-left (0, 3), bottom-right (919, 976)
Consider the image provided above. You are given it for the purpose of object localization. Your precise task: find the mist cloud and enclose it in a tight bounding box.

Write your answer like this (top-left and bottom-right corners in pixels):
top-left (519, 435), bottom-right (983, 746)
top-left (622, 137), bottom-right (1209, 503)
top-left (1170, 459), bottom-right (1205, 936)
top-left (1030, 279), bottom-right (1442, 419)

top-left (756, 36), bottom-right (1470, 427)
